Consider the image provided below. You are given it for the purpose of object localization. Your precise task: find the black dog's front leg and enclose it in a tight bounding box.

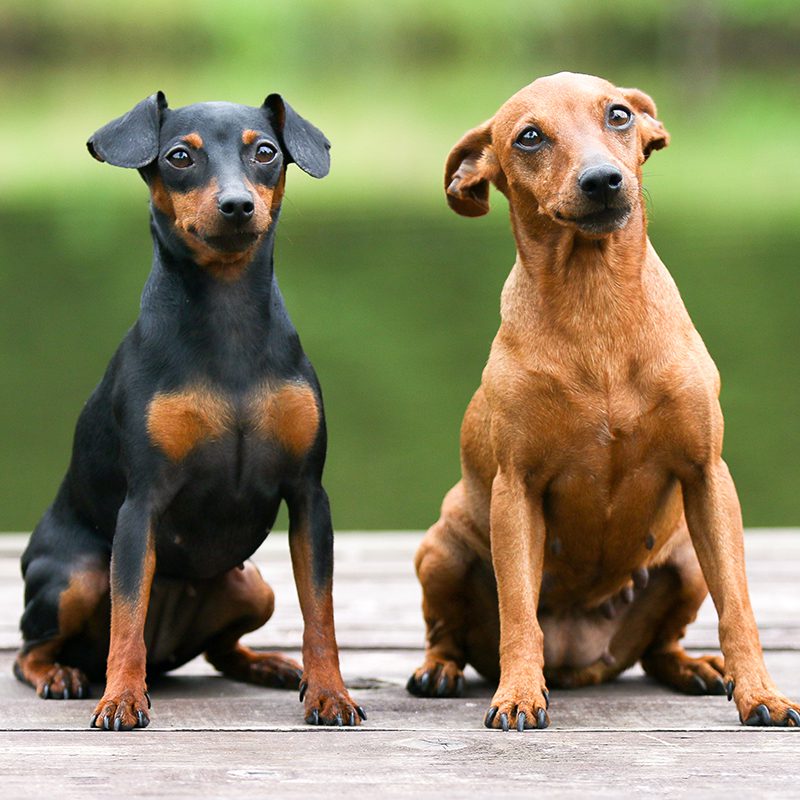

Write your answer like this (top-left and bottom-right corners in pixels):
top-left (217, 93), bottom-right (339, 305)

top-left (288, 482), bottom-right (365, 726)
top-left (90, 496), bottom-right (155, 731)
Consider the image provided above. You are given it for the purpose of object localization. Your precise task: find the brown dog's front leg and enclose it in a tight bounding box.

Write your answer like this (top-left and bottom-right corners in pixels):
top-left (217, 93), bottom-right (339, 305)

top-left (486, 469), bottom-right (550, 731)
top-left (91, 497), bottom-right (155, 731)
top-left (288, 483), bottom-right (365, 726)
top-left (683, 459), bottom-right (800, 727)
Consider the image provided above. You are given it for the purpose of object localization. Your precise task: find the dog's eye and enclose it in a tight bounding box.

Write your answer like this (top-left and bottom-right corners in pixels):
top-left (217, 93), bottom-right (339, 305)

top-left (166, 147), bottom-right (194, 169)
top-left (514, 126), bottom-right (544, 151)
top-left (607, 105), bottom-right (634, 129)
top-left (254, 142), bottom-right (278, 164)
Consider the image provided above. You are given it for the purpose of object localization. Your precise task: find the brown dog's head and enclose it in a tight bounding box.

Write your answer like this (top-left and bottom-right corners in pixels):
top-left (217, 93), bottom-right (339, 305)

top-left (445, 72), bottom-right (669, 235)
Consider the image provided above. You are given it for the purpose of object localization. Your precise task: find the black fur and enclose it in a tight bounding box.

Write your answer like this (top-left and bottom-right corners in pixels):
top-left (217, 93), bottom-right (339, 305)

top-left (20, 93), bottom-right (335, 672)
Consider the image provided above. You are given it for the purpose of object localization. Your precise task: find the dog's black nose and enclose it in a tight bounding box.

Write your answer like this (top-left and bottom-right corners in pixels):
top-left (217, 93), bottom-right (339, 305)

top-left (218, 192), bottom-right (255, 224)
top-left (578, 165), bottom-right (624, 204)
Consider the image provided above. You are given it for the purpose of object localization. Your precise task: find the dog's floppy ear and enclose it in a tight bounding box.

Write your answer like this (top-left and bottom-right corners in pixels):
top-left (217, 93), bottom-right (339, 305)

top-left (621, 87), bottom-right (670, 161)
top-left (87, 92), bottom-right (167, 168)
top-left (264, 94), bottom-right (330, 179)
top-left (444, 119), bottom-right (499, 217)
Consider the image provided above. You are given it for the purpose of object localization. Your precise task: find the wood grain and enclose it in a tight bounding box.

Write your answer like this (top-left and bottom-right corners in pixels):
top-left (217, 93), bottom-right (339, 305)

top-left (1, 530), bottom-right (798, 797)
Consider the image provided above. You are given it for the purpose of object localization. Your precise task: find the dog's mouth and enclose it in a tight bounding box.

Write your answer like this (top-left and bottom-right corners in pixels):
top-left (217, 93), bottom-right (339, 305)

top-left (201, 231), bottom-right (261, 253)
top-left (554, 205), bottom-right (632, 235)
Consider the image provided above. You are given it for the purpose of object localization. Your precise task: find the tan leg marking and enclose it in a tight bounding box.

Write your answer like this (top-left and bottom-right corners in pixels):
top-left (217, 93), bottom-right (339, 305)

top-left (92, 537), bottom-right (155, 730)
top-left (289, 526), bottom-right (362, 725)
top-left (203, 564), bottom-right (303, 689)
top-left (15, 567), bottom-right (108, 699)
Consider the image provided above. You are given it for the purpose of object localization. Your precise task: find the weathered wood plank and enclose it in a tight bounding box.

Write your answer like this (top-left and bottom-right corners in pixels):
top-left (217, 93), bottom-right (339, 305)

top-left (0, 729), bottom-right (798, 799)
top-left (2, 531), bottom-right (798, 651)
top-left (1, 532), bottom-right (798, 798)
top-left (1, 649), bottom-right (798, 733)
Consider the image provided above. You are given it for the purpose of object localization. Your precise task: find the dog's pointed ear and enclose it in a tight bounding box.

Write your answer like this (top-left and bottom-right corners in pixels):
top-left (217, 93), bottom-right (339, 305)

top-left (444, 118), bottom-right (499, 217)
top-left (621, 87), bottom-right (670, 161)
top-left (264, 94), bottom-right (330, 178)
top-left (87, 92), bottom-right (167, 168)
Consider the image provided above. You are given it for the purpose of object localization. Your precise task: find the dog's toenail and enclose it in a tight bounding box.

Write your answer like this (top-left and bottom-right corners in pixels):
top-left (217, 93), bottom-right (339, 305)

top-left (632, 568), bottom-right (649, 588)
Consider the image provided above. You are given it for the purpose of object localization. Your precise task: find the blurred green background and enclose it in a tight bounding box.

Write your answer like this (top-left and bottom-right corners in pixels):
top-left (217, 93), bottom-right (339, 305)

top-left (1, 0), bottom-right (798, 531)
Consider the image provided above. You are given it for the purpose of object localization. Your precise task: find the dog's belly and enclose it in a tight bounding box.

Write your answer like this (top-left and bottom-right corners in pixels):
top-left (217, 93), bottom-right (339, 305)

top-left (540, 611), bottom-right (621, 670)
top-left (153, 435), bottom-right (285, 579)
top-left (540, 459), bottom-right (684, 607)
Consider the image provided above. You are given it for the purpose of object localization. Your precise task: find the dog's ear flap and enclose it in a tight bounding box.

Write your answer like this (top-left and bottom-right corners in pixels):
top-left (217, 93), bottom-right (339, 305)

top-left (264, 94), bottom-right (330, 179)
top-left (87, 92), bottom-right (167, 168)
top-left (444, 119), bottom-right (499, 217)
top-left (621, 87), bottom-right (670, 161)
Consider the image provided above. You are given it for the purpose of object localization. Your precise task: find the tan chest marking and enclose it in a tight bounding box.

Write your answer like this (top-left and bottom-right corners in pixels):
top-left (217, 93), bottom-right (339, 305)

top-left (248, 382), bottom-right (319, 456)
top-left (147, 383), bottom-right (319, 462)
top-left (147, 389), bottom-right (233, 462)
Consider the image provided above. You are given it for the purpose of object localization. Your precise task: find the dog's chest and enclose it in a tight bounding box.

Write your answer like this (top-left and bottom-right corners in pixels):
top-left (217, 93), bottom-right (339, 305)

top-left (146, 381), bottom-right (319, 464)
top-left (539, 375), bottom-right (683, 568)
top-left (544, 368), bottom-right (667, 462)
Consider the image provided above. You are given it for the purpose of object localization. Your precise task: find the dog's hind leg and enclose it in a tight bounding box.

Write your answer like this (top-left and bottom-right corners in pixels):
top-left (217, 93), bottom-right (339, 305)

top-left (407, 482), bottom-right (485, 698)
top-left (546, 523), bottom-right (725, 695)
top-left (15, 504), bottom-right (110, 699)
top-left (201, 562), bottom-right (303, 689)
top-left (639, 524), bottom-right (726, 695)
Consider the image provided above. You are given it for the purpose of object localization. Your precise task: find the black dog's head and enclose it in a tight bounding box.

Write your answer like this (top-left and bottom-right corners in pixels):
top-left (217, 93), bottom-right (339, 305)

top-left (88, 93), bottom-right (330, 276)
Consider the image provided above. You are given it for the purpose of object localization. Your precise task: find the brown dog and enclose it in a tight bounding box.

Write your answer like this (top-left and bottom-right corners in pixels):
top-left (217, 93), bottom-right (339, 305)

top-left (407, 72), bottom-right (800, 731)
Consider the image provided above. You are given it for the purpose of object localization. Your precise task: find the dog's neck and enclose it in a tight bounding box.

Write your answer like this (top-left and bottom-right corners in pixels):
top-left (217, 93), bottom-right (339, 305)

top-left (146, 205), bottom-right (280, 306)
top-left (504, 196), bottom-right (649, 334)
top-left (136, 208), bottom-right (290, 382)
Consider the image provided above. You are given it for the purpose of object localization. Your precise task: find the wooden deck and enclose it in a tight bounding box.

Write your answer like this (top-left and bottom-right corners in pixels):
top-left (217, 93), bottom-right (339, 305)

top-left (1, 530), bottom-right (798, 798)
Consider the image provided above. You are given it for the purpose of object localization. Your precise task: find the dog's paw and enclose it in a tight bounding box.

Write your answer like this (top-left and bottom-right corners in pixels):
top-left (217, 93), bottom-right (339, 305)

top-left (406, 660), bottom-right (464, 697)
top-left (299, 677), bottom-right (365, 727)
top-left (484, 676), bottom-right (550, 732)
top-left (90, 687), bottom-right (151, 731)
top-left (730, 683), bottom-right (800, 727)
top-left (642, 649), bottom-right (727, 695)
top-left (211, 646), bottom-right (304, 689)
top-left (35, 664), bottom-right (90, 700)
top-left (245, 652), bottom-right (303, 689)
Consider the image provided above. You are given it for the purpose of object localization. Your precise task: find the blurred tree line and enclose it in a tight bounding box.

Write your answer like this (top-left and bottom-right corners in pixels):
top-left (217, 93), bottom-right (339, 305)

top-left (1, 0), bottom-right (798, 529)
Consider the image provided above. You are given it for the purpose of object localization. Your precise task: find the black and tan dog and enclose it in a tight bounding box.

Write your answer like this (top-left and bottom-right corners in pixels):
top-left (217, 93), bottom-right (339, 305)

top-left (15, 92), bottom-right (365, 731)
top-left (407, 72), bottom-right (800, 731)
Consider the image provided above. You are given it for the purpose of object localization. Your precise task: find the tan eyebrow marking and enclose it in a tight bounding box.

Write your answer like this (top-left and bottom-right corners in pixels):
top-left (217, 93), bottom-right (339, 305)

top-left (242, 129), bottom-right (260, 145)
top-left (182, 132), bottom-right (204, 149)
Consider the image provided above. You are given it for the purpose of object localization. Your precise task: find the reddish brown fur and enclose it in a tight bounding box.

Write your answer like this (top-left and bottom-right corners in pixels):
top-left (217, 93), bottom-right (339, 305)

top-left (14, 567), bottom-right (107, 697)
top-left (289, 529), bottom-right (359, 723)
top-left (147, 382), bottom-right (319, 462)
top-left (202, 568), bottom-right (302, 688)
top-left (147, 174), bottom-right (279, 281)
top-left (241, 129), bottom-right (260, 145)
top-left (182, 132), bottom-right (204, 149)
top-left (92, 536), bottom-right (155, 728)
top-left (249, 381), bottom-right (319, 456)
top-left (147, 388), bottom-right (233, 462)
top-left (412, 72), bottom-right (799, 728)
